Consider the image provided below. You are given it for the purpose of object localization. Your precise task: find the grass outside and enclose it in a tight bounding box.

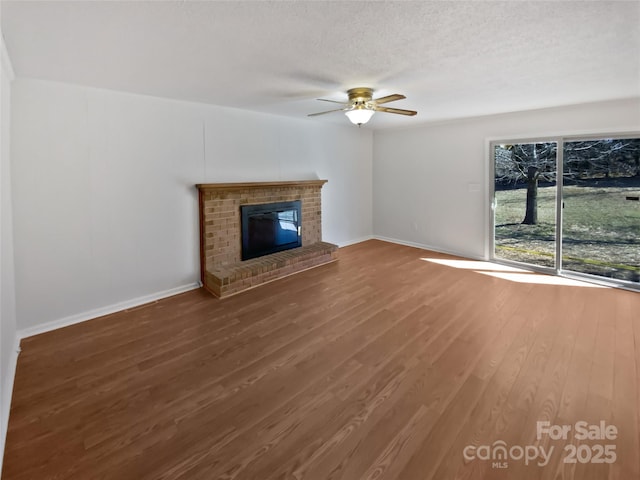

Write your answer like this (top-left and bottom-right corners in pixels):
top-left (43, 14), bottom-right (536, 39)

top-left (494, 180), bottom-right (640, 283)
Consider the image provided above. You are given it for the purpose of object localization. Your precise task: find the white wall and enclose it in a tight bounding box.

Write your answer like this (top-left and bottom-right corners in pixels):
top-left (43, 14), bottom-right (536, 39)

top-left (0, 25), bottom-right (17, 474)
top-left (11, 78), bottom-right (372, 333)
top-left (373, 98), bottom-right (640, 259)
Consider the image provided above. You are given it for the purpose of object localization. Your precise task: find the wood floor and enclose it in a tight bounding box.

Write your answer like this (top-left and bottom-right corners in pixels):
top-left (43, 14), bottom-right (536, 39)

top-left (3, 240), bottom-right (639, 479)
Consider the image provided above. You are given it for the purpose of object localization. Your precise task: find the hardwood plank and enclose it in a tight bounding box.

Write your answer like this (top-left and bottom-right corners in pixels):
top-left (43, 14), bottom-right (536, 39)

top-left (2, 240), bottom-right (638, 480)
top-left (609, 291), bottom-right (640, 480)
top-left (417, 282), bottom-right (547, 480)
top-left (263, 271), bottom-right (502, 480)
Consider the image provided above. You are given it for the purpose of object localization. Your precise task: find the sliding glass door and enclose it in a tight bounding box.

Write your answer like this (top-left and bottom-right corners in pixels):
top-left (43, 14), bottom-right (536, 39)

top-left (491, 135), bottom-right (640, 289)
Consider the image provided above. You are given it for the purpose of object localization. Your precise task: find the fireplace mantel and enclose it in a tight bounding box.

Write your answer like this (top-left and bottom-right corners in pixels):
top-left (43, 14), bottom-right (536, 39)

top-left (196, 179), bottom-right (337, 297)
top-left (196, 179), bottom-right (328, 191)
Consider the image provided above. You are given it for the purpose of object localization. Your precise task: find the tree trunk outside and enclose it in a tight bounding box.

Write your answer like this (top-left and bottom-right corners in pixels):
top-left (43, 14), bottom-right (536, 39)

top-left (522, 166), bottom-right (539, 225)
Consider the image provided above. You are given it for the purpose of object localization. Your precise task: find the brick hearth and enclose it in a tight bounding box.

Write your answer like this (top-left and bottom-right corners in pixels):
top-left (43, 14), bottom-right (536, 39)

top-left (196, 180), bottom-right (338, 298)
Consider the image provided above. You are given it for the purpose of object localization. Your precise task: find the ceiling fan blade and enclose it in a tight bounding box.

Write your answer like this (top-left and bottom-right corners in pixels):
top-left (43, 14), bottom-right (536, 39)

top-left (307, 108), bottom-right (346, 117)
top-left (372, 94), bottom-right (405, 105)
top-left (374, 106), bottom-right (417, 116)
top-left (317, 98), bottom-right (349, 105)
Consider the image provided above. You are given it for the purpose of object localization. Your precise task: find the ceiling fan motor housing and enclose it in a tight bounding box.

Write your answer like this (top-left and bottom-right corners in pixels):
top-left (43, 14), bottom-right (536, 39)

top-left (347, 87), bottom-right (374, 106)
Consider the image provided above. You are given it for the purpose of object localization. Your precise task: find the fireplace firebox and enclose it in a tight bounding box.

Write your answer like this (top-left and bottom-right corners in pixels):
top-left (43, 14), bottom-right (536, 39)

top-left (241, 200), bottom-right (302, 260)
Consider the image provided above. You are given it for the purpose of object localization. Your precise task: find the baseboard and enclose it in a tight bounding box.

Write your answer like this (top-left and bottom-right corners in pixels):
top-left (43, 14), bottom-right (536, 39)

top-left (17, 282), bottom-right (201, 340)
top-left (336, 235), bottom-right (374, 248)
top-left (1, 334), bottom-right (20, 475)
top-left (372, 235), bottom-right (486, 261)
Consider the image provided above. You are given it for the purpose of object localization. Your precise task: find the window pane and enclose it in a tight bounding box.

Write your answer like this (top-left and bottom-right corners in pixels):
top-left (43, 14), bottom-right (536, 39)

top-left (562, 138), bottom-right (640, 283)
top-left (494, 142), bottom-right (557, 269)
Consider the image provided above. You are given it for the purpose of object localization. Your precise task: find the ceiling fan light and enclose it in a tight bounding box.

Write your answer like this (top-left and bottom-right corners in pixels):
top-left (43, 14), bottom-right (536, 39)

top-left (345, 108), bottom-right (375, 126)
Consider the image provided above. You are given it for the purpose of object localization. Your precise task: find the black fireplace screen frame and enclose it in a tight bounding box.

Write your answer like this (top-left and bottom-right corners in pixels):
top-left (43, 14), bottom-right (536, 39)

top-left (240, 200), bottom-right (302, 260)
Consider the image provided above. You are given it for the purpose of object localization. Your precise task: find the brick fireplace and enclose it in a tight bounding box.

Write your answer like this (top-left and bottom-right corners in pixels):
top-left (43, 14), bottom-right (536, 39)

top-left (196, 180), bottom-right (338, 298)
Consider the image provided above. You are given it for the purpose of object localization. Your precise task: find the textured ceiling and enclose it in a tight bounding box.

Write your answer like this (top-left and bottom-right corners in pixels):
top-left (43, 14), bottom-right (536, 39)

top-left (2, 1), bottom-right (639, 129)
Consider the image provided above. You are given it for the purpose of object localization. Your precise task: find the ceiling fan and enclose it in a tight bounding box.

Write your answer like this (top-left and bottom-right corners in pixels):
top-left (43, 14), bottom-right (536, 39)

top-left (308, 87), bottom-right (417, 126)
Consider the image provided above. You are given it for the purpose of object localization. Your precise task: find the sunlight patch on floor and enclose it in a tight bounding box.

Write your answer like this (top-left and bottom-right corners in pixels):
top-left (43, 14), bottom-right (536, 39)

top-left (421, 258), bottom-right (606, 288)
top-left (477, 271), bottom-right (605, 287)
top-left (421, 258), bottom-right (528, 272)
